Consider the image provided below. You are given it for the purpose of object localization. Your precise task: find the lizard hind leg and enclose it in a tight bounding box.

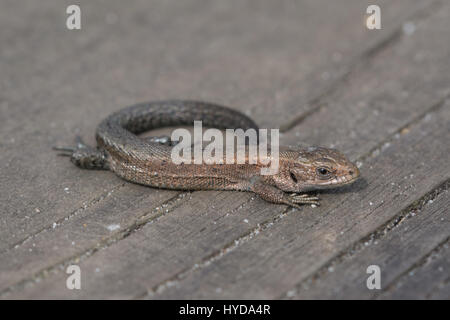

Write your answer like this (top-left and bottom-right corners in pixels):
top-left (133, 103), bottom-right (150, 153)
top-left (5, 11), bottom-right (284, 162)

top-left (53, 136), bottom-right (109, 170)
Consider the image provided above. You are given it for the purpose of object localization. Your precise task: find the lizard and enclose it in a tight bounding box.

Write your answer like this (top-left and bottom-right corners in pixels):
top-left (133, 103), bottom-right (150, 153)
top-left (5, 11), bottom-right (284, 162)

top-left (54, 100), bottom-right (360, 208)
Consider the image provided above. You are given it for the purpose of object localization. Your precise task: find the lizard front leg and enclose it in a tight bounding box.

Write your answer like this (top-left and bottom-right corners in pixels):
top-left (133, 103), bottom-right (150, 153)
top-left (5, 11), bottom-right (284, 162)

top-left (248, 178), bottom-right (319, 208)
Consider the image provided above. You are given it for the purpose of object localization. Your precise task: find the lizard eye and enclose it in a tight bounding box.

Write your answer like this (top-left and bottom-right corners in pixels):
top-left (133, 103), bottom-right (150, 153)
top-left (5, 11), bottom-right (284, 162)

top-left (290, 171), bottom-right (298, 183)
top-left (316, 167), bottom-right (331, 179)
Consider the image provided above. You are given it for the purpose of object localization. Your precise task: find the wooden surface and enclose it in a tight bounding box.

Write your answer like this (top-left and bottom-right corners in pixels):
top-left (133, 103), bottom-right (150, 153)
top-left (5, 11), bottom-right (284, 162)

top-left (1, 0), bottom-right (449, 299)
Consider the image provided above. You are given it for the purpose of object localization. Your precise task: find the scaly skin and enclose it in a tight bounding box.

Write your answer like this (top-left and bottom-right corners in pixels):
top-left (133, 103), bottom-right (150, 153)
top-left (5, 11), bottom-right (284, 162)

top-left (54, 100), bottom-right (360, 208)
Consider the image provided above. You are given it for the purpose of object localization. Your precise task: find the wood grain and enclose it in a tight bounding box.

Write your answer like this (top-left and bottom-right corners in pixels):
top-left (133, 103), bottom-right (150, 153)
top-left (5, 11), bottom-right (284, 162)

top-left (378, 236), bottom-right (450, 299)
top-left (285, 183), bottom-right (450, 299)
top-left (1, 0), bottom-right (448, 299)
top-left (0, 0), bottom-right (430, 251)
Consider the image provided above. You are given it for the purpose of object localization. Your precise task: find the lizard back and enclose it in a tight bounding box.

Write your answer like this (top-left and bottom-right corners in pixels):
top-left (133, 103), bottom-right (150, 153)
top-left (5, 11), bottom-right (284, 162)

top-left (95, 100), bottom-right (260, 190)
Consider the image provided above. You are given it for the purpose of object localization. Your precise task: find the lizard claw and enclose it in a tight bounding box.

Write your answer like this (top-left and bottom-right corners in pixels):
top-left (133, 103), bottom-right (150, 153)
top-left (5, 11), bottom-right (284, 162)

top-left (52, 146), bottom-right (76, 155)
top-left (289, 193), bottom-right (320, 206)
top-left (53, 136), bottom-right (88, 156)
top-left (74, 135), bottom-right (89, 148)
top-left (53, 136), bottom-right (107, 169)
top-left (285, 202), bottom-right (303, 209)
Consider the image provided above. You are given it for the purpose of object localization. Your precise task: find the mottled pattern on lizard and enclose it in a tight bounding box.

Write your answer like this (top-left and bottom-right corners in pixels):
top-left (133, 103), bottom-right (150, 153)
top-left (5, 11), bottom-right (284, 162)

top-left (54, 100), bottom-right (360, 208)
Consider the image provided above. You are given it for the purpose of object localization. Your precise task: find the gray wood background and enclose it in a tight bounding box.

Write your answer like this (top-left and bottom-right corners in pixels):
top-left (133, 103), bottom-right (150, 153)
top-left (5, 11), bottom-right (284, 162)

top-left (1, 0), bottom-right (449, 299)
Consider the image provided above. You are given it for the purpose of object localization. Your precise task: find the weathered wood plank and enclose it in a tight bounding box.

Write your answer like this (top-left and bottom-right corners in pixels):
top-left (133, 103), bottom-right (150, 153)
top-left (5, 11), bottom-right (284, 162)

top-left (0, 0), bottom-right (431, 292)
top-left (6, 191), bottom-right (289, 298)
top-left (4, 1), bottom-right (449, 298)
top-left (283, 183), bottom-right (449, 299)
top-left (151, 98), bottom-right (450, 300)
top-left (0, 0), bottom-right (431, 253)
top-left (0, 184), bottom-right (180, 291)
top-left (378, 237), bottom-right (450, 299)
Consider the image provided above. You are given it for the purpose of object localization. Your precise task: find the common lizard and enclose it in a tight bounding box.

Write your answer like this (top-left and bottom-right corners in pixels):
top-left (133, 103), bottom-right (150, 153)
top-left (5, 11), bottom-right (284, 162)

top-left (54, 100), bottom-right (360, 208)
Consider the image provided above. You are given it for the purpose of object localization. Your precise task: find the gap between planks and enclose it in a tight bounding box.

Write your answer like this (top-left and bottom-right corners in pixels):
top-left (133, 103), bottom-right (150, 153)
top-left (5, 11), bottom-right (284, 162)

top-left (0, 192), bottom-right (190, 298)
top-left (279, 0), bottom-right (443, 132)
top-left (375, 235), bottom-right (450, 299)
top-left (1, 182), bottom-right (128, 254)
top-left (281, 178), bottom-right (450, 299)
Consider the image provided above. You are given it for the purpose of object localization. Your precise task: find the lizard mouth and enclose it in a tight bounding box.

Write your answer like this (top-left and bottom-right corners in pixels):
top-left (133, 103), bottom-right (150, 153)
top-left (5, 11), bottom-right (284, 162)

top-left (332, 173), bottom-right (360, 185)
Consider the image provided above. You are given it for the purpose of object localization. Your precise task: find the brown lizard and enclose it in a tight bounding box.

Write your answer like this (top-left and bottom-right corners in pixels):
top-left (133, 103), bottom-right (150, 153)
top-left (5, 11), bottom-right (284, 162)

top-left (54, 100), bottom-right (360, 208)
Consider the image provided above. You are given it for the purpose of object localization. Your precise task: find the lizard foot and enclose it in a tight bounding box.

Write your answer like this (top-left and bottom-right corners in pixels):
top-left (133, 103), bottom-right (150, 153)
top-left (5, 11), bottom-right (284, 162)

top-left (53, 136), bottom-right (108, 170)
top-left (249, 178), bottom-right (320, 209)
top-left (289, 193), bottom-right (320, 206)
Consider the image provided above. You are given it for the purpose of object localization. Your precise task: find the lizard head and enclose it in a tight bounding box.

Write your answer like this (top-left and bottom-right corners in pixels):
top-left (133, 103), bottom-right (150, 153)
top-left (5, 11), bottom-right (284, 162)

top-left (270, 146), bottom-right (360, 192)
